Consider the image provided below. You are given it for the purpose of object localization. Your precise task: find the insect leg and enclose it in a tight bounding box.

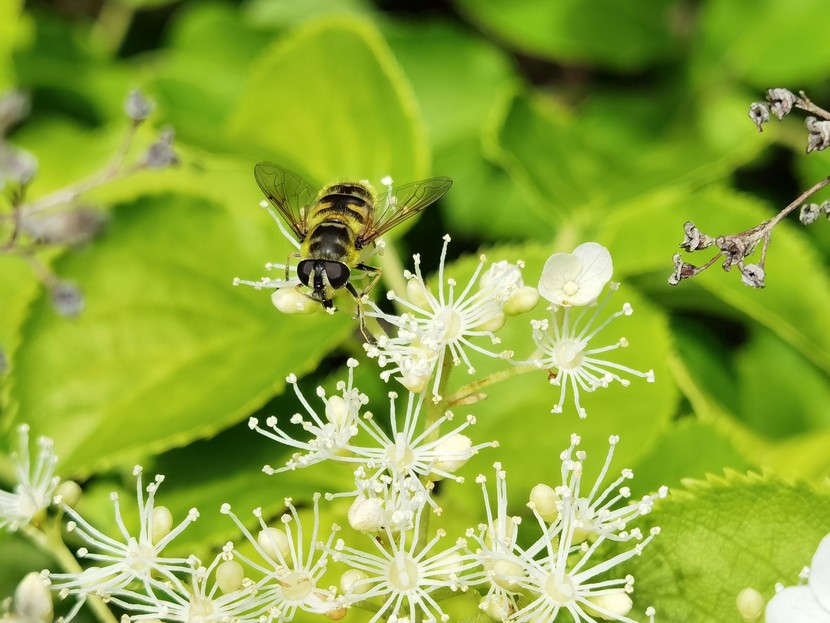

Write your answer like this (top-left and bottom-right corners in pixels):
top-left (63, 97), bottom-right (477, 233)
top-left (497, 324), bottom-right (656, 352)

top-left (285, 251), bottom-right (302, 281)
top-left (346, 281), bottom-right (376, 345)
top-left (356, 263), bottom-right (383, 297)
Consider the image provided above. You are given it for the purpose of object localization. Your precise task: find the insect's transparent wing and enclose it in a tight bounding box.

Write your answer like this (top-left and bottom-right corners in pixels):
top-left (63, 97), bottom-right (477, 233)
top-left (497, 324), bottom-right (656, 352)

top-left (362, 177), bottom-right (452, 244)
top-left (254, 162), bottom-right (315, 239)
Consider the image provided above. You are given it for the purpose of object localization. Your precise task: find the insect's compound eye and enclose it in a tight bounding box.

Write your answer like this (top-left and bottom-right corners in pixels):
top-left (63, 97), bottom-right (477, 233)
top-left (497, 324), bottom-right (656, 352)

top-left (297, 260), bottom-right (314, 287)
top-left (325, 262), bottom-right (351, 289)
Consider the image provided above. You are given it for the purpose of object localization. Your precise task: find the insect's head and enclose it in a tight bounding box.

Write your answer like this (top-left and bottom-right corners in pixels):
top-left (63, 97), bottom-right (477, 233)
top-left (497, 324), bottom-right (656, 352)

top-left (297, 259), bottom-right (351, 303)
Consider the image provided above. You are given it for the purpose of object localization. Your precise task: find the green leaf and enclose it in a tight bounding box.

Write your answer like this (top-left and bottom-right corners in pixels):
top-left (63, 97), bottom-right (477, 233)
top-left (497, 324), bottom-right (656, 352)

top-left (736, 326), bottom-right (830, 438)
top-left (0, 0), bottom-right (30, 90)
top-left (228, 17), bottom-right (429, 186)
top-left (628, 418), bottom-right (751, 498)
top-left (628, 472), bottom-right (830, 622)
top-left (695, 0), bottom-right (830, 87)
top-left (7, 192), bottom-right (352, 476)
top-left (243, 0), bottom-right (372, 30)
top-left (494, 93), bottom-right (754, 226)
top-left (451, 0), bottom-right (679, 70)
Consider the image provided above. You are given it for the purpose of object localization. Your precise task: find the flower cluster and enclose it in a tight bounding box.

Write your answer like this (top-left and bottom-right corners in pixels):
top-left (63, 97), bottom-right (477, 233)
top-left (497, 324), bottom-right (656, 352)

top-left (1, 237), bottom-right (666, 623)
top-left (365, 235), bottom-right (538, 400)
top-left (522, 243), bottom-right (654, 418)
top-left (467, 436), bottom-right (664, 622)
top-left (0, 89), bottom-right (178, 317)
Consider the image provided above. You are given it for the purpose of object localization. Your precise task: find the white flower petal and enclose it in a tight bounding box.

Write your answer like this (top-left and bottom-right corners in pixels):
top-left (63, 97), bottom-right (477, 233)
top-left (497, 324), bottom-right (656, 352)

top-left (571, 242), bottom-right (613, 305)
top-left (538, 252), bottom-right (583, 305)
top-left (766, 585), bottom-right (830, 623)
top-left (811, 533), bottom-right (830, 612)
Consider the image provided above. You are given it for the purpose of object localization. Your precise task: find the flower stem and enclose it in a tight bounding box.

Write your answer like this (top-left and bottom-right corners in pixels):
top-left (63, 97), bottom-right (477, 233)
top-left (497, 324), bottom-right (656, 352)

top-left (22, 520), bottom-right (119, 623)
top-left (445, 364), bottom-right (538, 407)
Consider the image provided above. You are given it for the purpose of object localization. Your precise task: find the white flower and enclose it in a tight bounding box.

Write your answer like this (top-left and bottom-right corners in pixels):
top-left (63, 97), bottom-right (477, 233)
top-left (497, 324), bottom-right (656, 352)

top-left (220, 496), bottom-right (342, 622)
top-left (0, 425), bottom-right (60, 531)
top-left (233, 261), bottom-right (314, 315)
top-left (538, 242), bottom-right (613, 307)
top-left (252, 359), bottom-right (368, 474)
top-left (48, 467), bottom-right (199, 623)
top-left (253, 372), bottom-right (495, 509)
top-left (466, 464), bottom-right (525, 618)
top-left (507, 435), bottom-right (662, 623)
top-left (365, 235), bottom-right (520, 401)
top-left (105, 547), bottom-right (270, 623)
top-left (346, 390), bottom-right (496, 509)
top-left (553, 435), bottom-right (668, 543)
top-left (766, 533), bottom-right (830, 623)
top-left (332, 517), bottom-right (476, 623)
top-left (526, 282), bottom-right (654, 418)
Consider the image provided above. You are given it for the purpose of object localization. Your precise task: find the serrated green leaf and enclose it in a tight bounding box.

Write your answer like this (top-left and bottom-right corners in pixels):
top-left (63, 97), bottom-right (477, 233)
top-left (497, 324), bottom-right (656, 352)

top-left (451, 0), bottom-right (679, 70)
top-left (7, 192), bottom-right (351, 476)
top-left (627, 473), bottom-right (830, 622)
top-left (228, 17), bottom-right (429, 186)
top-left (695, 0), bottom-right (830, 87)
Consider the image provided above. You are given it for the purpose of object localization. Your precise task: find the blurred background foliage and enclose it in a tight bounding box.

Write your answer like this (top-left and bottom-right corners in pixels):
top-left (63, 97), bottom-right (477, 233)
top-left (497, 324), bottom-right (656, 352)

top-left (1, 0), bottom-right (830, 621)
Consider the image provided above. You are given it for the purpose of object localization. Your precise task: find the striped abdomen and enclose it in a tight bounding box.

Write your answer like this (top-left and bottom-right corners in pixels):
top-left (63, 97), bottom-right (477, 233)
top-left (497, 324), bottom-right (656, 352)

top-left (303, 183), bottom-right (375, 262)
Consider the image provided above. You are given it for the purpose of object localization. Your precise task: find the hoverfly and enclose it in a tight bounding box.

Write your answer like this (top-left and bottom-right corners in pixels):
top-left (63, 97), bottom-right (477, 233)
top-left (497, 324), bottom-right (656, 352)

top-left (254, 162), bottom-right (452, 341)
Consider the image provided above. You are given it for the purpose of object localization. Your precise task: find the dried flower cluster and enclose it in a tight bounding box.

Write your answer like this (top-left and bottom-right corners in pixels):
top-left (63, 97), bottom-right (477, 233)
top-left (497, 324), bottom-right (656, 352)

top-left (0, 89), bottom-right (178, 317)
top-left (670, 88), bottom-right (830, 288)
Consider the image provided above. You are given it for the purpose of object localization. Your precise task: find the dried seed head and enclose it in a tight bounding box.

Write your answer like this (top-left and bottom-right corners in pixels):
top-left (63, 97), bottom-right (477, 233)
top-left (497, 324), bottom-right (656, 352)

top-left (680, 221), bottom-right (714, 251)
top-left (124, 89), bottom-right (154, 123)
top-left (748, 102), bottom-right (770, 132)
top-left (50, 282), bottom-right (84, 317)
top-left (800, 203), bottom-right (821, 225)
top-left (806, 116), bottom-right (830, 153)
top-left (0, 143), bottom-right (38, 187)
top-left (766, 88), bottom-right (796, 120)
top-left (740, 263), bottom-right (765, 288)
top-left (717, 236), bottom-right (750, 272)
top-left (143, 127), bottom-right (178, 169)
top-left (20, 208), bottom-right (106, 246)
top-left (0, 90), bottom-right (30, 135)
top-left (667, 253), bottom-right (698, 286)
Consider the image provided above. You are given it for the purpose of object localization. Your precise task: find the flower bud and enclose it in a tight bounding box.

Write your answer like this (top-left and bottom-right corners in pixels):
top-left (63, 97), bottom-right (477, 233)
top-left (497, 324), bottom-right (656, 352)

top-left (348, 497), bottom-right (385, 532)
top-left (325, 396), bottom-right (349, 427)
top-left (272, 288), bottom-right (318, 314)
top-left (340, 569), bottom-right (369, 595)
top-left (432, 434), bottom-right (472, 473)
top-left (529, 483), bottom-right (559, 522)
top-left (504, 286), bottom-right (539, 316)
top-left (432, 551), bottom-right (464, 580)
top-left (736, 587), bottom-right (764, 623)
top-left (406, 278), bottom-right (430, 309)
top-left (480, 593), bottom-right (511, 620)
top-left (56, 481), bottom-right (82, 507)
top-left (585, 591), bottom-right (632, 619)
top-left (14, 572), bottom-right (53, 623)
top-left (476, 312), bottom-right (506, 333)
top-left (216, 560), bottom-right (244, 594)
top-left (490, 558), bottom-right (524, 591)
top-left (324, 606), bottom-right (348, 621)
top-left (151, 506), bottom-right (173, 544)
top-left (257, 527), bottom-right (291, 562)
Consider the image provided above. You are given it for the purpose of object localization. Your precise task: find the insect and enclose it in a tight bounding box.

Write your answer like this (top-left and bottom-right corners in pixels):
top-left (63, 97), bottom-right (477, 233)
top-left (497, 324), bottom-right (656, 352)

top-left (254, 162), bottom-right (452, 341)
